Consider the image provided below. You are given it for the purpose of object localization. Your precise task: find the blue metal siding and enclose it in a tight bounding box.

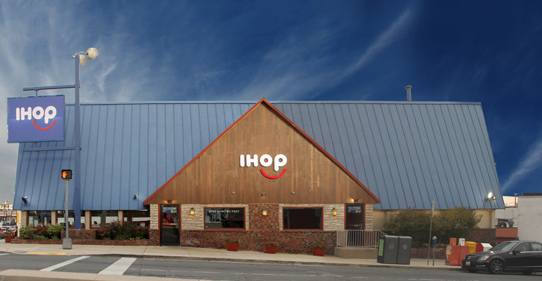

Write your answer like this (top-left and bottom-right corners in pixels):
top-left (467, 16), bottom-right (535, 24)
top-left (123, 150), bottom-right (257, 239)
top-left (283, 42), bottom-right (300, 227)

top-left (13, 101), bottom-right (504, 211)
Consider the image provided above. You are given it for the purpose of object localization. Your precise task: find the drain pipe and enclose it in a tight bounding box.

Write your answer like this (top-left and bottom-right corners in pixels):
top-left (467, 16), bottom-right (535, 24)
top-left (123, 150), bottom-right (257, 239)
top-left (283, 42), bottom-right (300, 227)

top-left (405, 85), bottom-right (412, 102)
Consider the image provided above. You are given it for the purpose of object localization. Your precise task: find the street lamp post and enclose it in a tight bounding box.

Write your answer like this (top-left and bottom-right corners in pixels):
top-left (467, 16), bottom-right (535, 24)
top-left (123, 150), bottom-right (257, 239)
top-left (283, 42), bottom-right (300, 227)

top-left (22, 48), bottom-right (98, 248)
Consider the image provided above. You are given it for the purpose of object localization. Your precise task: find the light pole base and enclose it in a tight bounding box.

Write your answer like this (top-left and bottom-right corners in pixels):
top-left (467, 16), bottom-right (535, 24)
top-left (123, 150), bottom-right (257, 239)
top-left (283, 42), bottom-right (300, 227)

top-left (62, 238), bottom-right (72, 250)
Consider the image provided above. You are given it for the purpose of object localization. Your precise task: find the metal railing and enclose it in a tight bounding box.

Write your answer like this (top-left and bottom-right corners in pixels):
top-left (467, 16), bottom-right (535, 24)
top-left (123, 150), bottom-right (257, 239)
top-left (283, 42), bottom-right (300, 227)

top-left (336, 230), bottom-right (386, 248)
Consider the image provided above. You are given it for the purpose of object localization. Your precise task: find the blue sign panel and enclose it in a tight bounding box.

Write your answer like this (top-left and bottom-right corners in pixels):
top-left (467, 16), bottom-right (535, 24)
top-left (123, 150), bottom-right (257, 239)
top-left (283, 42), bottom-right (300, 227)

top-left (7, 95), bottom-right (65, 143)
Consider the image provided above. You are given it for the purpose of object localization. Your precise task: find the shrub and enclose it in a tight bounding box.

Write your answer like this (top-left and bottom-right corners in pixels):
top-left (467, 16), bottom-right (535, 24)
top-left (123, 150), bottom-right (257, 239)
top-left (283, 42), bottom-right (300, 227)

top-left (226, 239), bottom-right (238, 243)
top-left (46, 224), bottom-right (63, 239)
top-left (265, 242), bottom-right (277, 246)
top-left (433, 207), bottom-right (482, 244)
top-left (19, 225), bottom-right (34, 239)
top-left (383, 208), bottom-right (431, 247)
top-left (314, 243), bottom-right (325, 249)
top-left (34, 226), bottom-right (48, 237)
top-left (384, 207), bottom-right (482, 247)
top-left (96, 221), bottom-right (147, 240)
top-left (33, 235), bottom-right (47, 240)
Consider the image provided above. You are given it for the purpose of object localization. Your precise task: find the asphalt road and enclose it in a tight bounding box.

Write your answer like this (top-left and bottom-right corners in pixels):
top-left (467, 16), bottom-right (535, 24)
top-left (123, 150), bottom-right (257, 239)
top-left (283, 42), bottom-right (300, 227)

top-left (0, 253), bottom-right (538, 280)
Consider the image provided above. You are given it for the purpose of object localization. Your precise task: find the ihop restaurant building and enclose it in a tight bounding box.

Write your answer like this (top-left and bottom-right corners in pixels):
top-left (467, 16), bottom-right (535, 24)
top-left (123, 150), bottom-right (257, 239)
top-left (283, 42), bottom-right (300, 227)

top-left (12, 98), bottom-right (504, 252)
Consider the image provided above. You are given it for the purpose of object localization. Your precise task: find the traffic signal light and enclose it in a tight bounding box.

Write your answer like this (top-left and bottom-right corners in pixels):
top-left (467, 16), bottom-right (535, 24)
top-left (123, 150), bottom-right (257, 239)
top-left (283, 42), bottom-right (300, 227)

top-left (61, 169), bottom-right (73, 180)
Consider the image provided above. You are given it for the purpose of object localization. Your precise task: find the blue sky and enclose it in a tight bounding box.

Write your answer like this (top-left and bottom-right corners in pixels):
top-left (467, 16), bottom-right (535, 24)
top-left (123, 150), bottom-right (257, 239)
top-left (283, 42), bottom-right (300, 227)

top-left (1, 1), bottom-right (541, 202)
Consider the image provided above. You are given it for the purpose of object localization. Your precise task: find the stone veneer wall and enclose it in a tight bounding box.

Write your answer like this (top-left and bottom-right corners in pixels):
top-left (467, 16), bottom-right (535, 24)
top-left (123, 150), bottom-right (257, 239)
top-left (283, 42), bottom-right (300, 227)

top-left (150, 204), bottom-right (159, 230)
top-left (365, 204), bottom-right (373, 230)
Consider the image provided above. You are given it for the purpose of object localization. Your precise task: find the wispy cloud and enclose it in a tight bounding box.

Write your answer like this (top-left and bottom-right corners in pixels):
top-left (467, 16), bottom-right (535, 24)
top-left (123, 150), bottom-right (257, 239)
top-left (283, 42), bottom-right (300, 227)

top-left (236, 9), bottom-right (413, 101)
top-left (501, 135), bottom-right (542, 192)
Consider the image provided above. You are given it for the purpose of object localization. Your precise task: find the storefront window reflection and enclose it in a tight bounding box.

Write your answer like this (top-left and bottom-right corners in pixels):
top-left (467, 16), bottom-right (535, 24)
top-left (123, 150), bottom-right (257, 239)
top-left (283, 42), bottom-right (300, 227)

top-left (57, 211), bottom-right (85, 229)
top-left (123, 210), bottom-right (150, 227)
top-left (91, 211), bottom-right (118, 228)
top-left (204, 208), bottom-right (244, 229)
top-left (28, 211), bottom-right (51, 227)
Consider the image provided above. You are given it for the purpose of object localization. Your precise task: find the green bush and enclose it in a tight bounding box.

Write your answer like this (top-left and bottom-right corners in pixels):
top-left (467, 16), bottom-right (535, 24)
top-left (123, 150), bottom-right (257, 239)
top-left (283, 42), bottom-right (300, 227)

top-left (434, 207), bottom-right (482, 244)
top-left (383, 207), bottom-right (482, 247)
top-left (383, 208), bottom-right (431, 247)
top-left (19, 225), bottom-right (34, 239)
top-left (96, 221), bottom-right (147, 240)
top-left (33, 235), bottom-right (47, 240)
top-left (46, 224), bottom-right (63, 239)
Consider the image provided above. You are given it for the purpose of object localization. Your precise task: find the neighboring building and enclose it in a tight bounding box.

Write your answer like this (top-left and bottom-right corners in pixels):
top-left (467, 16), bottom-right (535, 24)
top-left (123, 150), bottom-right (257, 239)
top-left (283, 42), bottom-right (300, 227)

top-left (12, 98), bottom-right (505, 251)
top-left (496, 194), bottom-right (541, 242)
top-left (0, 200), bottom-right (16, 224)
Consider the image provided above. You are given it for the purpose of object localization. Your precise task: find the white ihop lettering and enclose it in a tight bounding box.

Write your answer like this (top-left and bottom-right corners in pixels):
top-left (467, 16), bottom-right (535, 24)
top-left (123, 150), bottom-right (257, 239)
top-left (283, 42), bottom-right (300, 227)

top-left (239, 154), bottom-right (288, 171)
top-left (16, 106), bottom-right (57, 124)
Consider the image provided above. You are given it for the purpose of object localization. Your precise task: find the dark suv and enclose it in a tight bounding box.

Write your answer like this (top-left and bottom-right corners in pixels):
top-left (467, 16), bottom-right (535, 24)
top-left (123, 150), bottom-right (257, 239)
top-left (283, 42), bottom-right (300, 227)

top-left (462, 240), bottom-right (542, 274)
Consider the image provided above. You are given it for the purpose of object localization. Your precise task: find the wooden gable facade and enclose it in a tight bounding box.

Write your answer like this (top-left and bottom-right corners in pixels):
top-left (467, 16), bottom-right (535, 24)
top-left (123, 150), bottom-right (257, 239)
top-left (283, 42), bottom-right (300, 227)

top-left (144, 98), bottom-right (379, 206)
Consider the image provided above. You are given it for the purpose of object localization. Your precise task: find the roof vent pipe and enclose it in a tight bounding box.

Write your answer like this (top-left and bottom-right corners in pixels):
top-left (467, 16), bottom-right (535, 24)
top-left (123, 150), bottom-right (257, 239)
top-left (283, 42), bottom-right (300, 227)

top-left (405, 85), bottom-right (412, 102)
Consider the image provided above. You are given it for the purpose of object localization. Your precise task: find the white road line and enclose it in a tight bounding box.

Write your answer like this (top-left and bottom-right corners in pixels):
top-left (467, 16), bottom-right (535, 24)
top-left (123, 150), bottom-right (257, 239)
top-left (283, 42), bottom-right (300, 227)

top-left (40, 256), bottom-right (90, 272)
top-left (99, 257), bottom-right (137, 275)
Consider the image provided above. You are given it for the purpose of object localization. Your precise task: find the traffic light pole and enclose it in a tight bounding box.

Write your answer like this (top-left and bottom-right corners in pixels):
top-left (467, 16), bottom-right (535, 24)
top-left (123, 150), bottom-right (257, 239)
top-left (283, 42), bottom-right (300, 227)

top-left (63, 178), bottom-right (71, 250)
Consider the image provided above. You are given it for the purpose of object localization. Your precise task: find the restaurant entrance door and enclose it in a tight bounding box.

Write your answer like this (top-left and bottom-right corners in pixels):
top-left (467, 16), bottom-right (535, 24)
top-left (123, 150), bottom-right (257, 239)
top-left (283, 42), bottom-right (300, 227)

top-left (345, 204), bottom-right (364, 246)
top-left (161, 205), bottom-right (180, 246)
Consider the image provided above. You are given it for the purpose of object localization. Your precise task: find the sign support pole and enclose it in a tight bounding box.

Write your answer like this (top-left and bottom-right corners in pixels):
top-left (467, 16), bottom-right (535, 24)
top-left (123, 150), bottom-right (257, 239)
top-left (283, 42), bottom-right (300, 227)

top-left (62, 178), bottom-right (71, 250)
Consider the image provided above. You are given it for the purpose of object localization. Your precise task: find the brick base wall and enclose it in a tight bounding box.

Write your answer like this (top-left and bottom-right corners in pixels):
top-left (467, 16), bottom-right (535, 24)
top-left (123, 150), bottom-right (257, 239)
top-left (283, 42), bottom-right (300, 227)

top-left (411, 247), bottom-right (446, 259)
top-left (61, 229), bottom-right (96, 240)
top-left (179, 230), bottom-right (336, 254)
top-left (465, 228), bottom-right (496, 245)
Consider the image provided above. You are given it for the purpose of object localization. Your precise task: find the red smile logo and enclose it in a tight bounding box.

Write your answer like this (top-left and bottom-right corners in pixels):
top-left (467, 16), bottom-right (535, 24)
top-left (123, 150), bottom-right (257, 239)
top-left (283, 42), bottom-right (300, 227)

top-left (33, 119), bottom-right (56, 130)
top-left (260, 168), bottom-right (287, 179)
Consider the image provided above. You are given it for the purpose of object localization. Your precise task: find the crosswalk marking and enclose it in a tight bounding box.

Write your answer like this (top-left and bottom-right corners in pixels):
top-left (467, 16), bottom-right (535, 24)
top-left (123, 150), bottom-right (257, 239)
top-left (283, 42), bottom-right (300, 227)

top-left (98, 257), bottom-right (137, 275)
top-left (40, 256), bottom-right (90, 271)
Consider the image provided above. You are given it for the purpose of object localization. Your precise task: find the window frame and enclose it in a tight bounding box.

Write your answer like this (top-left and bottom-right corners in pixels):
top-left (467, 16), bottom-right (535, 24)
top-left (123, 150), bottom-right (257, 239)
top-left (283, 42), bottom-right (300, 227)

top-left (282, 206), bottom-right (324, 231)
top-left (203, 207), bottom-right (246, 231)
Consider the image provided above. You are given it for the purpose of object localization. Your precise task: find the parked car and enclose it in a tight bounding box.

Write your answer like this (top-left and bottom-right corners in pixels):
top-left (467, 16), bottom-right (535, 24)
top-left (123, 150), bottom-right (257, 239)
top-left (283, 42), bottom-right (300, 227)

top-left (462, 240), bottom-right (542, 275)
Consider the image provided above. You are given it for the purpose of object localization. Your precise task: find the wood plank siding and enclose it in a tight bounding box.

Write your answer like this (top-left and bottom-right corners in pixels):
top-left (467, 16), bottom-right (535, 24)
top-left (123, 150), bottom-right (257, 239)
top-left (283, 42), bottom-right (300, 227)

top-left (144, 100), bottom-right (379, 205)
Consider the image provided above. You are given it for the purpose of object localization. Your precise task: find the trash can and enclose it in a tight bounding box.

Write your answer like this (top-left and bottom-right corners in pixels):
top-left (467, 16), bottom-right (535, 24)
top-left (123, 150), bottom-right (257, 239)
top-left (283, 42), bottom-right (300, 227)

top-left (397, 236), bottom-right (412, 265)
top-left (377, 235), bottom-right (399, 264)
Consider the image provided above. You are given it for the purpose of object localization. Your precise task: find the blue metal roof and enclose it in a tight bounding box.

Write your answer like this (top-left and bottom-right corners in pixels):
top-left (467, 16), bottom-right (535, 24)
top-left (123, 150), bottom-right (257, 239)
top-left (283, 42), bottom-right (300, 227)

top-left (13, 101), bottom-right (505, 211)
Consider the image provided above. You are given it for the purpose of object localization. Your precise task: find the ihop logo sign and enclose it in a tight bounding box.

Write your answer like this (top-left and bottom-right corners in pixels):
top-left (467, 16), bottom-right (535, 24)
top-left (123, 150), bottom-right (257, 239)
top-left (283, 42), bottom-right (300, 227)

top-left (7, 95), bottom-right (65, 143)
top-left (240, 154), bottom-right (287, 179)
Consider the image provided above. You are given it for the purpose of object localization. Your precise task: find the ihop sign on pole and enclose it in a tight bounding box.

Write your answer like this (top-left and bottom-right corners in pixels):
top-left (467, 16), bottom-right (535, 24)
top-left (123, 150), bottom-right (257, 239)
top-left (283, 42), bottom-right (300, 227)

top-left (7, 95), bottom-right (65, 143)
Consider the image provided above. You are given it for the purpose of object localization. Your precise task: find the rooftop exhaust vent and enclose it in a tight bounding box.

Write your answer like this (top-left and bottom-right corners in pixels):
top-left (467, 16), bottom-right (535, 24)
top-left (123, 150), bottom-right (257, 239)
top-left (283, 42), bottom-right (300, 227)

top-left (405, 85), bottom-right (412, 102)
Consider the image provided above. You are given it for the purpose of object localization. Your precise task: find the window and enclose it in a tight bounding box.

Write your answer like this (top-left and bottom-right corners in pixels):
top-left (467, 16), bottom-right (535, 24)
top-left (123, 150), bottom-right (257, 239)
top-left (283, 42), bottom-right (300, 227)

top-left (514, 242), bottom-right (529, 252)
top-left (124, 210), bottom-right (150, 227)
top-left (283, 207), bottom-right (322, 230)
top-left (28, 211), bottom-right (51, 227)
top-left (204, 208), bottom-right (245, 229)
top-left (57, 211), bottom-right (85, 228)
top-left (531, 243), bottom-right (542, 251)
top-left (90, 211), bottom-right (118, 228)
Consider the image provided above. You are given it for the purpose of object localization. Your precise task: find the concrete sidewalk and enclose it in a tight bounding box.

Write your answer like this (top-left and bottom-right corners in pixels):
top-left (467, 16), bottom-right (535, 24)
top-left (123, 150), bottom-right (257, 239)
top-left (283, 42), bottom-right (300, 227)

top-left (0, 240), bottom-right (456, 270)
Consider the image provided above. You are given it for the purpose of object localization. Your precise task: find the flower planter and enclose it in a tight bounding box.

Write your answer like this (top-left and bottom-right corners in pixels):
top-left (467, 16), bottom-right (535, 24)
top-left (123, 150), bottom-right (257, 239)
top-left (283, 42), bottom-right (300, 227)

top-left (264, 245), bottom-right (277, 254)
top-left (313, 248), bottom-right (325, 256)
top-left (4, 235), bottom-right (14, 243)
top-left (226, 242), bottom-right (239, 251)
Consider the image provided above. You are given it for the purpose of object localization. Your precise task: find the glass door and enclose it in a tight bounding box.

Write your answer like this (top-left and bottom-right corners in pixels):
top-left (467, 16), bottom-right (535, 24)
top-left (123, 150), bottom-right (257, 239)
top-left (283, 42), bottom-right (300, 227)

top-left (345, 204), bottom-right (364, 246)
top-left (160, 205), bottom-right (180, 246)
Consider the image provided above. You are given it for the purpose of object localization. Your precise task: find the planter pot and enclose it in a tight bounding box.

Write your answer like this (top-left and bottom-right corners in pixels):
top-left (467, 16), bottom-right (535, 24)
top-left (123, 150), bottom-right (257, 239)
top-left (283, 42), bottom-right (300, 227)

top-left (226, 242), bottom-right (239, 251)
top-left (264, 245), bottom-right (277, 254)
top-left (5, 235), bottom-right (14, 243)
top-left (313, 248), bottom-right (325, 256)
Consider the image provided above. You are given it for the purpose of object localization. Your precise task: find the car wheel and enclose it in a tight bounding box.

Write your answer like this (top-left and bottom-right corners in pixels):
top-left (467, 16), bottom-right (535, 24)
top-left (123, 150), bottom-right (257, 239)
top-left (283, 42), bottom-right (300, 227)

top-left (488, 259), bottom-right (504, 274)
top-left (522, 270), bottom-right (532, 275)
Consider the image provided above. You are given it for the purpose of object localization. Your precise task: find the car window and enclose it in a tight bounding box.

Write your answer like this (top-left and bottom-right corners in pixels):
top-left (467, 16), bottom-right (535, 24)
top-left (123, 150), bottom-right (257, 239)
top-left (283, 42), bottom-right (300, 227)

top-left (491, 241), bottom-right (516, 252)
top-left (514, 243), bottom-right (529, 252)
top-left (531, 243), bottom-right (542, 251)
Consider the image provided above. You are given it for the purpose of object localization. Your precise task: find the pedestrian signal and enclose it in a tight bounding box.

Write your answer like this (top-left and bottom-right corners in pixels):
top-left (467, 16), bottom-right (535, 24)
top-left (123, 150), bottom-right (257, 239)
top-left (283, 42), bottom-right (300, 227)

top-left (61, 169), bottom-right (73, 180)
